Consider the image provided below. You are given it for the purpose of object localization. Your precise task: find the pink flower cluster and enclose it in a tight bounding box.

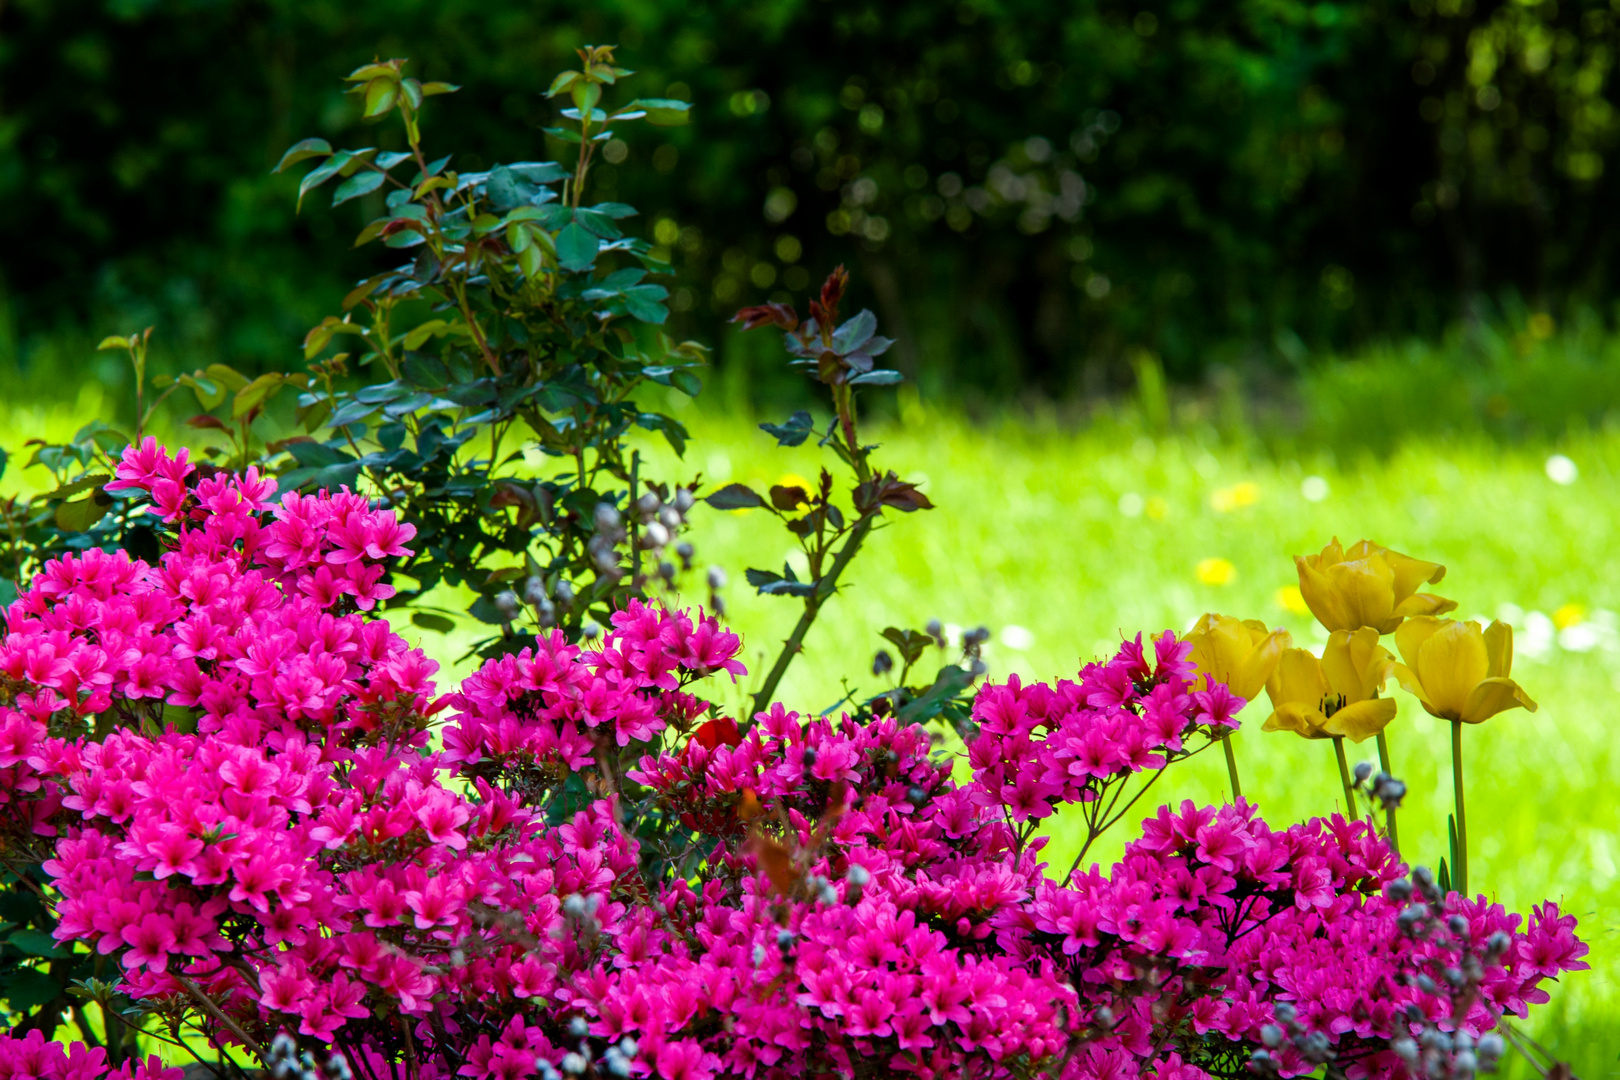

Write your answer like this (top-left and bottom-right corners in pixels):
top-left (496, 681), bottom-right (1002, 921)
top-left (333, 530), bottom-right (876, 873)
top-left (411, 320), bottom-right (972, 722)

top-left (0, 442), bottom-right (1589, 1080)
top-left (0, 1029), bottom-right (178, 1080)
top-left (966, 630), bottom-right (1242, 821)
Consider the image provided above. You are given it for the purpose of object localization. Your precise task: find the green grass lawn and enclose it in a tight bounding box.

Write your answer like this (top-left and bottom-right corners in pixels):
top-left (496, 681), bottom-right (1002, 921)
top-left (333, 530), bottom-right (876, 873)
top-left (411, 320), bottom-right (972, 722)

top-left (4, 385), bottom-right (1616, 1075)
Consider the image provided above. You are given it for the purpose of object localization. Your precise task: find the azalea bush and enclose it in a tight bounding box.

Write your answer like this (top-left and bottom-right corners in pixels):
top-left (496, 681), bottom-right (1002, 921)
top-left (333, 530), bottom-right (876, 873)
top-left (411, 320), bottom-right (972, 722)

top-left (0, 47), bottom-right (1595, 1080)
top-left (0, 442), bottom-right (1590, 1078)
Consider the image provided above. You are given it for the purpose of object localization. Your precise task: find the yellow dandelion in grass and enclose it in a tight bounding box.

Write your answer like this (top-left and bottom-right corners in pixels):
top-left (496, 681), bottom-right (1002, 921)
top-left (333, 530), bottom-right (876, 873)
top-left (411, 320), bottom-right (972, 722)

top-left (1553, 603), bottom-right (1585, 629)
top-left (1275, 585), bottom-right (1310, 615)
top-left (1197, 558), bottom-right (1236, 586)
top-left (1210, 482), bottom-right (1261, 513)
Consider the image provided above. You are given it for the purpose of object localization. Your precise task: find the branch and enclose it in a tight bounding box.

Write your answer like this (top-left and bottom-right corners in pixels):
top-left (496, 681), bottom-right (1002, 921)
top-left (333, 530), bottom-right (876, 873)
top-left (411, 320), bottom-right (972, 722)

top-left (749, 512), bottom-right (877, 715)
top-left (174, 974), bottom-right (266, 1062)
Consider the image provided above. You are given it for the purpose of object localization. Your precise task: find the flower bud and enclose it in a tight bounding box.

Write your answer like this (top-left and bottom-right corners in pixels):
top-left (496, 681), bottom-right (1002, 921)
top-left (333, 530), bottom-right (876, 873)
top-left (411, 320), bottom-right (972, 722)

top-left (494, 590), bottom-right (521, 620)
top-left (926, 618), bottom-right (943, 643)
top-left (643, 522), bottom-right (671, 549)
top-left (561, 1053), bottom-right (587, 1075)
top-left (1353, 761), bottom-right (1373, 783)
top-left (594, 503), bottom-right (622, 532)
top-left (707, 566), bottom-right (728, 589)
top-left (846, 863), bottom-right (870, 887)
top-left (658, 560), bottom-right (676, 583)
top-left (555, 579), bottom-right (576, 606)
top-left (535, 598), bottom-right (557, 627)
top-left (569, 1017), bottom-right (590, 1039)
top-left (636, 491), bottom-right (662, 517)
top-left (872, 649), bottom-right (894, 676)
top-left (673, 487), bottom-right (696, 513)
top-left (658, 505), bottom-right (682, 530)
top-left (523, 576), bottom-right (548, 605)
top-left (676, 541), bottom-right (695, 568)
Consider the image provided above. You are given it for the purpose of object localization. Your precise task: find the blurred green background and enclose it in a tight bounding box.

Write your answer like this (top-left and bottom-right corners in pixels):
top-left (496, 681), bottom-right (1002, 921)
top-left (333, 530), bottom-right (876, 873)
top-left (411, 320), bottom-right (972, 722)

top-left (8, 0), bottom-right (1620, 402)
top-left (5, 0), bottom-right (1620, 1069)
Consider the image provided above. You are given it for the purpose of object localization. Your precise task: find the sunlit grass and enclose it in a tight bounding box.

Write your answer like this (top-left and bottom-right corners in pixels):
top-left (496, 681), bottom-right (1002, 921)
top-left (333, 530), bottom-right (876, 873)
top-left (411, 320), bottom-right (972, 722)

top-left (3, 391), bottom-right (1615, 1075)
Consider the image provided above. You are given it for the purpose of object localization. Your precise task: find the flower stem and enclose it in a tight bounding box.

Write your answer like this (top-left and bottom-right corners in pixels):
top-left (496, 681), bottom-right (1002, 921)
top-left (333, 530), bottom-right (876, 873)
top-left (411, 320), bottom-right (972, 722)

top-left (1221, 732), bottom-right (1242, 801)
top-left (1375, 729), bottom-right (1400, 856)
top-left (1332, 737), bottom-right (1356, 816)
top-left (1451, 719), bottom-right (1468, 896)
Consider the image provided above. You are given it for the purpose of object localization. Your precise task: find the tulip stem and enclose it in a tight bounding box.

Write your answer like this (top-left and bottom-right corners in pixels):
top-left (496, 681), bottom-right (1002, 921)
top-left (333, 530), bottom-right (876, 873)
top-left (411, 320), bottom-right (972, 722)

top-left (1221, 732), bottom-right (1242, 801)
top-left (1375, 730), bottom-right (1400, 856)
top-left (1451, 720), bottom-right (1468, 896)
top-left (1332, 737), bottom-right (1356, 817)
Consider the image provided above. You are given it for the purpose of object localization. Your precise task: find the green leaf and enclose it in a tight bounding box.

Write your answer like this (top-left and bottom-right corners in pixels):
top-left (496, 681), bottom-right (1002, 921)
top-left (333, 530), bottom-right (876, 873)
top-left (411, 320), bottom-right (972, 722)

top-left (55, 496), bottom-right (108, 532)
top-left (412, 611), bottom-right (456, 633)
top-left (274, 137), bottom-right (332, 174)
top-left (332, 170), bottom-right (387, 207)
top-left (363, 78), bottom-right (399, 118)
top-left (555, 223), bottom-right (599, 272)
top-left (0, 968), bottom-right (58, 1010)
top-left (621, 285), bottom-right (669, 324)
top-left (543, 126), bottom-right (584, 146)
top-left (627, 98), bottom-right (693, 126)
top-left (403, 319), bottom-right (450, 350)
top-left (546, 71), bottom-right (583, 98)
top-left (0, 446), bottom-right (8, 483)
top-left (573, 208), bottom-right (623, 240)
top-left (760, 411), bottom-right (814, 447)
top-left (848, 369), bottom-right (904, 386)
top-left (297, 152), bottom-right (353, 210)
top-left (6, 928), bottom-right (69, 957)
top-left (204, 363), bottom-right (249, 392)
top-left (897, 665), bottom-right (977, 724)
top-left (705, 483), bottom-right (764, 510)
top-left (96, 335), bottom-right (129, 351)
top-left (233, 373), bottom-right (284, 418)
top-left (670, 369), bottom-right (702, 397)
top-left (421, 82), bottom-right (460, 97)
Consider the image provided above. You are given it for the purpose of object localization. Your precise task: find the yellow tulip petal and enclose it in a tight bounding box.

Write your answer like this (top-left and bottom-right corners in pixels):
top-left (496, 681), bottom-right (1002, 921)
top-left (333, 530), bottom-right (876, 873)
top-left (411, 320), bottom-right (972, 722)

top-left (1483, 619), bottom-right (1514, 679)
top-left (1415, 621), bottom-right (1489, 720)
top-left (1234, 627), bottom-right (1291, 700)
top-left (1296, 557), bottom-right (1355, 632)
top-left (1378, 546), bottom-right (1447, 598)
top-left (1460, 677), bottom-right (1538, 725)
top-left (1392, 592), bottom-right (1460, 620)
top-left (1262, 703), bottom-right (1332, 739)
top-left (1323, 697), bottom-right (1398, 742)
top-left (1394, 616), bottom-right (1447, 671)
top-left (1388, 661), bottom-right (1434, 710)
top-left (1326, 557), bottom-right (1397, 633)
top-left (1320, 631), bottom-right (1357, 699)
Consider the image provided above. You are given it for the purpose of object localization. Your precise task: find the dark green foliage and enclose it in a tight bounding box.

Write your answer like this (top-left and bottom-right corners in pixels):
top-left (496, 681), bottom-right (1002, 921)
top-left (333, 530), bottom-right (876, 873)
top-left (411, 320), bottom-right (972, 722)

top-left (6, 0), bottom-right (1620, 399)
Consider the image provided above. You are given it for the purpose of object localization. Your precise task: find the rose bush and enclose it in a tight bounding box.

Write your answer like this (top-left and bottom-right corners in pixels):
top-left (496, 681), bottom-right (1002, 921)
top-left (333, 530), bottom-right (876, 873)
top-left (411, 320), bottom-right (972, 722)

top-left (0, 442), bottom-right (1589, 1079)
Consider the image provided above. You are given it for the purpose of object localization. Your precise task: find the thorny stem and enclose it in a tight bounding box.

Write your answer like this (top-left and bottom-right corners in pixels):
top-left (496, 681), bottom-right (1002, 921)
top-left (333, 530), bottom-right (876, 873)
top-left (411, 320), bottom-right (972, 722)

top-left (175, 974), bottom-right (266, 1061)
top-left (1221, 731), bottom-right (1243, 800)
top-left (1375, 729), bottom-right (1400, 855)
top-left (751, 513), bottom-right (877, 715)
top-left (1332, 737), bottom-right (1356, 816)
top-left (1451, 719), bottom-right (1468, 896)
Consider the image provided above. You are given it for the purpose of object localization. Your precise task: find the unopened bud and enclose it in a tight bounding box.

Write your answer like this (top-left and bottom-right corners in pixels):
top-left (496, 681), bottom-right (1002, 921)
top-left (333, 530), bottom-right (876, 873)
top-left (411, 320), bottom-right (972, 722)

top-left (636, 491), bottom-right (661, 517)
top-left (594, 503), bottom-right (621, 532)
top-left (707, 566), bottom-right (728, 590)
top-left (523, 576), bottom-right (548, 605)
top-left (658, 505), bottom-right (682, 530)
top-left (872, 649), bottom-right (894, 676)
top-left (1353, 761), bottom-right (1373, 783)
top-left (846, 863), bottom-right (870, 887)
top-left (554, 579), bottom-right (576, 606)
top-left (494, 590), bottom-right (521, 620)
top-left (673, 488), bottom-right (696, 513)
top-left (676, 541), bottom-right (695, 568)
top-left (643, 522), bottom-right (671, 549)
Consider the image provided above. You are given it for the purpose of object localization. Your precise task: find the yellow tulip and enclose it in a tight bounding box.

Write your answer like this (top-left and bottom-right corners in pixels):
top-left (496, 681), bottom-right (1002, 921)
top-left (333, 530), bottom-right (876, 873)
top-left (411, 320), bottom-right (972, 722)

top-left (1182, 613), bottom-right (1291, 701)
top-left (1294, 537), bottom-right (1457, 634)
top-left (1390, 617), bottom-right (1538, 725)
top-left (1261, 628), bottom-right (1399, 742)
